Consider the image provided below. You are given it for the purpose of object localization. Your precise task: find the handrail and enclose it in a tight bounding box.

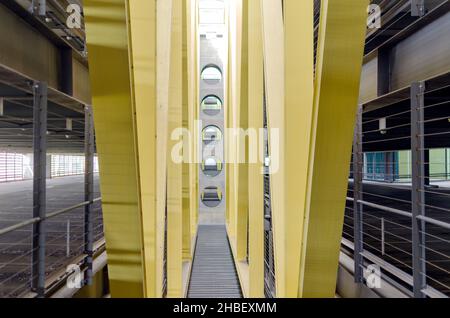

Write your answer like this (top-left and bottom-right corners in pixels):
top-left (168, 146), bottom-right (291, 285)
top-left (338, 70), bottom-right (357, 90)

top-left (0, 197), bottom-right (102, 237)
top-left (346, 196), bottom-right (450, 230)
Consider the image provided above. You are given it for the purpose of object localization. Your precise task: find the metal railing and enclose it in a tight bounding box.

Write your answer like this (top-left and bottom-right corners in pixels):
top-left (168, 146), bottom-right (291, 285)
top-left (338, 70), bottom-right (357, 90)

top-left (0, 82), bottom-right (104, 298)
top-left (0, 197), bottom-right (103, 298)
top-left (344, 77), bottom-right (450, 297)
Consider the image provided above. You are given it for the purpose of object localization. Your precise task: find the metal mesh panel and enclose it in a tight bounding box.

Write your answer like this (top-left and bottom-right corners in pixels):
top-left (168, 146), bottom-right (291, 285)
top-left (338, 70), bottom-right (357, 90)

top-left (0, 152), bottom-right (25, 183)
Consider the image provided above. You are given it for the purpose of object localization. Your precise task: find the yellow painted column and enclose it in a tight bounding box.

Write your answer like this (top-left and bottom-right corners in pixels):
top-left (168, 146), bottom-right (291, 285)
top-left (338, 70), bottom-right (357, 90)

top-left (236, 0), bottom-right (249, 261)
top-left (283, 0), bottom-right (314, 297)
top-left (224, 2), bottom-right (230, 227)
top-left (260, 0), bottom-right (286, 297)
top-left (126, 0), bottom-right (159, 297)
top-left (188, 0), bottom-right (199, 240)
top-left (167, 0), bottom-right (183, 298)
top-left (84, 0), bottom-right (146, 298)
top-left (226, 0), bottom-right (240, 238)
top-left (155, 0), bottom-right (173, 298)
top-left (298, 0), bottom-right (369, 298)
top-left (248, 0), bottom-right (265, 298)
top-left (182, 0), bottom-right (192, 261)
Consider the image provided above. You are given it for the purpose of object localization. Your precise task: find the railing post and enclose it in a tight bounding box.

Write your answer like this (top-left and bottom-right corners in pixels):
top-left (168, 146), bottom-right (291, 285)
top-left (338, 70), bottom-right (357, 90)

top-left (31, 81), bottom-right (47, 297)
top-left (353, 105), bottom-right (364, 283)
top-left (84, 105), bottom-right (94, 285)
top-left (411, 81), bottom-right (426, 298)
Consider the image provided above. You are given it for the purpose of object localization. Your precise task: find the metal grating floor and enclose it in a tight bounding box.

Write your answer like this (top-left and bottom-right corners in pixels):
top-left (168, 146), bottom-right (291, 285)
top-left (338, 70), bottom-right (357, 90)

top-left (187, 225), bottom-right (242, 298)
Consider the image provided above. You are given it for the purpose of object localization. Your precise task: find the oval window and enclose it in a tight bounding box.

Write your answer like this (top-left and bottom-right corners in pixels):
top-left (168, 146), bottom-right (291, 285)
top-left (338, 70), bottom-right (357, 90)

top-left (202, 125), bottom-right (222, 143)
top-left (201, 65), bottom-right (222, 84)
top-left (201, 95), bottom-right (222, 116)
top-left (202, 157), bottom-right (222, 177)
top-left (201, 186), bottom-right (223, 207)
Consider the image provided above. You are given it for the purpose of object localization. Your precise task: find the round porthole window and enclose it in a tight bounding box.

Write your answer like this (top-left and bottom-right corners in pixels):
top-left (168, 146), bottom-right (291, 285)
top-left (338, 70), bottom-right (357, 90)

top-left (201, 65), bottom-right (222, 85)
top-left (202, 125), bottom-right (222, 144)
top-left (202, 157), bottom-right (222, 177)
top-left (201, 95), bottom-right (222, 116)
top-left (201, 186), bottom-right (223, 207)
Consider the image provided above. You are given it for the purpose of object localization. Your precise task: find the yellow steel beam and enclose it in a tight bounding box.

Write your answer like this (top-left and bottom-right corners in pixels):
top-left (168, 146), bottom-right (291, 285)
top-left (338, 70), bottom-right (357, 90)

top-left (248, 0), bottom-right (265, 298)
top-left (236, 0), bottom-right (249, 261)
top-left (298, 0), bottom-right (368, 298)
top-left (156, 0), bottom-right (173, 298)
top-left (85, 0), bottom-right (189, 298)
top-left (188, 0), bottom-right (200, 240)
top-left (182, 0), bottom-right (192, 261)
top-left (260, 0), bottom-right (287, 297)
top-left (167, 0), bottom-right (183, 298)
top-left (261, 0), bottom-right (367, 297)
top-left (84, 0), bottom-right (146, 298)
top-left (225, 0), bottom-right (240, 238)
top-left (126, 0), bottom-right (159, 297)
top-left (283, 0), bottom-right (314, 297)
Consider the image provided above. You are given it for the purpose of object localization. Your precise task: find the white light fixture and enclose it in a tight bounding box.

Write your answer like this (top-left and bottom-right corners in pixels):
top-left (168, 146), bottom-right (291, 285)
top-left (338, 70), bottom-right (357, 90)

top-left (0, 98), bottom-right (3, 116)
top-left (379, 117), bottom-right (387, 135)
top-left (66, 118), bottom-right (73, 131)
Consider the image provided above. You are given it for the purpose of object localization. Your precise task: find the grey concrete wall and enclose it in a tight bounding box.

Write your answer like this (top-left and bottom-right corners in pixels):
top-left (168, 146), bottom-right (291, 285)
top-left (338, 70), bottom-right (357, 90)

top-left (199, 33), bottom-right (226, 225)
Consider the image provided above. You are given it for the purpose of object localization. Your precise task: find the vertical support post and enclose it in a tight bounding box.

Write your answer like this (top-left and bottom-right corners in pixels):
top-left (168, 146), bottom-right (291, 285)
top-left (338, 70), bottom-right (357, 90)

top-left (353, 105), bottom-right (364, 283)
top-left (445, 149), bottom-right (449, 180)
top-left (66, 219), bottom-right (71, 257)
top-left (31, 81), bottom-right (47, 298)
top-left (236, 0), bottom-right (249, 261)
top-left (381, 217), bottom-right (385, 256)
top-left (411, 81), bottom-right (426, 298)
top-left (167, 0), bottom-right (183, 298)
top-left (424, 150), bottom-right (430, 186)
top-left (84, 105), bottom-right (94, 286)
top-left (181, 0), bottom-right (191, 261)
top-left (248, 0), bottom-right (264, 298)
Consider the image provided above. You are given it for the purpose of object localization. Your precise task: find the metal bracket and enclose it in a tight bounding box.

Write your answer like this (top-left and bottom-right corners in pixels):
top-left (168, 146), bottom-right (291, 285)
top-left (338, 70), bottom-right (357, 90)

top-left (411, 0), bottom-right (425, 17)
top-left (31, 0), bottom-right (47, 16)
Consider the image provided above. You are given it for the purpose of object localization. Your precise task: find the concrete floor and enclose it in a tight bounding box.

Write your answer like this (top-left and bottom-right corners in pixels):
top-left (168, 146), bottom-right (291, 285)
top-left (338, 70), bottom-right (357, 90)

top-left (0, 175), bottom-right (102, 298)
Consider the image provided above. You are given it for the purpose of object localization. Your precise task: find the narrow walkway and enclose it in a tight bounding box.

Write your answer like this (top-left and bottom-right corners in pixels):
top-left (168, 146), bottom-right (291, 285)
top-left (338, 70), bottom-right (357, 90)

top-left (187, 225), bottom-right (242, 298)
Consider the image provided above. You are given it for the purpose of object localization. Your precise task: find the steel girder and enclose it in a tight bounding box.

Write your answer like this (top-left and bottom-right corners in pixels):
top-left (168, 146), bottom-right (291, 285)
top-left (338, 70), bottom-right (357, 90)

top-left (84, 0), bottom-right (196, 298)
top-left (257, 0), bottom-right (368, 297)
